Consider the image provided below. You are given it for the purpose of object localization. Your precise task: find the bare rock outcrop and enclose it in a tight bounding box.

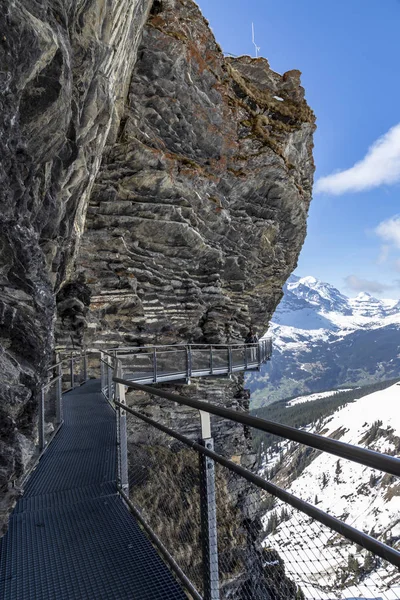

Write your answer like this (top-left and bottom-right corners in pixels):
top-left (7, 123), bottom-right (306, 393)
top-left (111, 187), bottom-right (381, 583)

top-left (0, 0), bottom-right (152, 530)
top-left (77, 0), bottom-right (315, 349)
top-left (1, 7), bottom-right (315, 590)
top-left (72, 1), bottom-right (315, 596)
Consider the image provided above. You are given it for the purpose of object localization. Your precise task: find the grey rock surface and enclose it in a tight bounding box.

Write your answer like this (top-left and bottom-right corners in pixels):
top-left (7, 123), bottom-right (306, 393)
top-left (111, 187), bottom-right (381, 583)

top-left (77, 0), bottom-right (315, 350)
top-left (1, 5), bottom-right (314, 593)
top-left (0, 0), bottom-right (152, 531)
top-left (73, 1), bottom-right (314, 595)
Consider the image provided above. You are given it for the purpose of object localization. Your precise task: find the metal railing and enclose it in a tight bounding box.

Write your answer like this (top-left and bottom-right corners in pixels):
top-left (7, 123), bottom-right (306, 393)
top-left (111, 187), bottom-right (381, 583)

top-left (109, 340), bottom-right (272, 385)
top-left (104, 354), bottom-right (400, 600)
top-left (38, 351), bottom-right (88, 452)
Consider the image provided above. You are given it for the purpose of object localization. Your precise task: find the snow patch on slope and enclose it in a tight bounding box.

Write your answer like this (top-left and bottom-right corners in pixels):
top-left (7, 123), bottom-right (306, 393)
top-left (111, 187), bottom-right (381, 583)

top-left (287, 389), bottom-right (353, 407)
top-left (262, 383), bottom-right (400, 599)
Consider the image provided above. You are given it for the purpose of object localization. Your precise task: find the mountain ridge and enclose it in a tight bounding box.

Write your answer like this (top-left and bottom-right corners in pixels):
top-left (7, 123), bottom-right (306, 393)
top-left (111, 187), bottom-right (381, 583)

top-left (248, 275), bottom-right (400, 407)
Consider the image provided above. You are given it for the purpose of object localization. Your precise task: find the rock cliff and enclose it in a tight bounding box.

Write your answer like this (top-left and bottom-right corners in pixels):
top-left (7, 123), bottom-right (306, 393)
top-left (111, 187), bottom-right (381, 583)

top-left (77, 0), bottom-right (315, 348)
top-left (0, 0), bottom-right (153, 530)
top-left (0, 0), bottom-right (315, 574)
top-left (73, 1), bottom-right (315, 596)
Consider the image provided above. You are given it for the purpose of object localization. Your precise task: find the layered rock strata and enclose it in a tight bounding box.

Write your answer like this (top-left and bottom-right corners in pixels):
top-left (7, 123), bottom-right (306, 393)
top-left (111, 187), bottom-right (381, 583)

top-left (73, 1), bottom-right (315, 596)
top-left (0, 0), bottom-right (153, 530)
top-left (1, 6), bottom-right (315, 593)
top-left (77, 0), bottom-right (315, 349)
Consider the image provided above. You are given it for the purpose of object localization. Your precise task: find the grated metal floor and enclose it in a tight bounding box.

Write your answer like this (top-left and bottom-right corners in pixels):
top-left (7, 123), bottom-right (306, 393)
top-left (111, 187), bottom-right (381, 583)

top-left (0, 380), bottom-right (188, 600)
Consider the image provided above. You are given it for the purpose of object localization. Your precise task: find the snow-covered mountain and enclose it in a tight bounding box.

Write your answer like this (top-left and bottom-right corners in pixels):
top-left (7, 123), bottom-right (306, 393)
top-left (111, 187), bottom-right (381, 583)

top-left (247, 275), bottom-right (400, 407)
top-left (261, 382), bottom-right (400, 599)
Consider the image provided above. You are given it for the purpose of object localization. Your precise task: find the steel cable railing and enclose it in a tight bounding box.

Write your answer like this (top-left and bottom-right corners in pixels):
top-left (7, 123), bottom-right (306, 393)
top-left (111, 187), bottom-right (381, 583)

top-left (109, 363), bottom-right (400, 600)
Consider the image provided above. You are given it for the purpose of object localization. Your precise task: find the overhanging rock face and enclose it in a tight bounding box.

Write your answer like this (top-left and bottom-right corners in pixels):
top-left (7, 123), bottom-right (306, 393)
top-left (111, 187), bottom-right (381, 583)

top-left (73, 4), bottom-right (315, 593)
top-left (1, 0), bottom-right (315, 553)
top-left (77, 0), bottom-right (316, 349)
top-left (0, 0), bottom-right (153, 531)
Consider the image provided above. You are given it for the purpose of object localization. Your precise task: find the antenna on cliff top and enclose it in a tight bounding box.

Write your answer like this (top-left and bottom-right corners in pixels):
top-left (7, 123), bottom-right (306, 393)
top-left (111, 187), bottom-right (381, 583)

top-left (252, 22), bottom-right (261, 58)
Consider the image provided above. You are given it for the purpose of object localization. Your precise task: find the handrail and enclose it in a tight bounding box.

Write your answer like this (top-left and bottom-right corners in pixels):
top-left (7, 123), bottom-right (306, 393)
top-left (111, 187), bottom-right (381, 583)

top-left (46, 356), bottom-right (72, 371)
top-left (114, 377), bottom-right (400, 477)
top-left (115, 398), bottom-right (400, 569)
top-left (113, 341), bottom-right (271, 352)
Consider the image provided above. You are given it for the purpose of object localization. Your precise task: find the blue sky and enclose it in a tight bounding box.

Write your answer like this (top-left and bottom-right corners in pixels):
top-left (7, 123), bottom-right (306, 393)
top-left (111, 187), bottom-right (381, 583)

top-left (196, 0), bottom-right (400, 298)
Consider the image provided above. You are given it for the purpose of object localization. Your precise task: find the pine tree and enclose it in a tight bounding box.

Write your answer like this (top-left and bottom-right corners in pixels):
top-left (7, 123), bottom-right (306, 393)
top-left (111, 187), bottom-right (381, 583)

top-left (347, 554), bottom-right (360, 576)
top-left (363, 552), bottom-right (375, 573)
top-left (265, 511), bottom-right (278, 535)
top-left (334, 459), bottom-right (342, 484)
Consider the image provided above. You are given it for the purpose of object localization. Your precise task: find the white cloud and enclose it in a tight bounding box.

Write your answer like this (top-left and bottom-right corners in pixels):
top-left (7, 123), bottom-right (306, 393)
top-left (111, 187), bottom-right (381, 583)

top-left (315, 123), bottom-right (400, 195)
top-left (344, 275), bottom-right (393, 294)
top-left (375, 215), bottom-right (400, 249)
top-left (377, 244), bottom-right (390, 265)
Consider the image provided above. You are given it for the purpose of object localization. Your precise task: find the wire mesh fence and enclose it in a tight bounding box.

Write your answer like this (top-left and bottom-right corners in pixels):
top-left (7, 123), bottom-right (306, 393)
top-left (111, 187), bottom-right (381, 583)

top-left (42, 381), bottom-right (59, 447)
top-left (110, 352), bottom-right (399, 600)
top-left (120, 398), bottom-right (400, 599)
top-left (213, 460), bottom-right (400, 600)
top-left (126, 410), bottom-right (204, 596)
top-left (249, 433), bottom-right (400, 599)
top-left (155, 349), bottom-right (187, 377)
top-left (262, 498), bottom-right (400, 600)
top-left (113, 342), bottom-right (270, 386)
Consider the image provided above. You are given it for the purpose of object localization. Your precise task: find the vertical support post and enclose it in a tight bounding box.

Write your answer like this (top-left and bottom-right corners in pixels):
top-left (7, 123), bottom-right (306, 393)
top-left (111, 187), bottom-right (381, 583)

top-left (116, 361), bottom-right (129, 495)
top-left (83, 351), bottom-right (88, 382)
top-left (198, 410), bottom-right (219, 600)
top-left (56, 357), bottom-right (62, 425)
top-left (107, 355), bottom-right (112, 401)
top-left (257, 342), bottom-right (261, 366)
top-left (244, 345), bottom-right (248, 369)
top-left (100, 352), bottom-right (104, 392)
top-left (186, 345), bottom-right (192, 384)
top-left (153, 348), bottom-right (157, 384)
top-left (70, 356), bottom-right (74, 389)
top-left (39, 388), bottom-right (45, 452)
top-left (210, 346), bottom-right (213, 376)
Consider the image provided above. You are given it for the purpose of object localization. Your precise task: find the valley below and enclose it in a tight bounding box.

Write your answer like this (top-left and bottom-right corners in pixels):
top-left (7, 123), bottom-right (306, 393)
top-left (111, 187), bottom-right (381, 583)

top-left (247, 275), bottom-right (400, 407)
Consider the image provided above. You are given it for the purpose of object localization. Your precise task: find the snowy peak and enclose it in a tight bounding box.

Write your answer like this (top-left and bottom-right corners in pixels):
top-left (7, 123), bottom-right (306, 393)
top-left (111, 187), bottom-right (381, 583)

top-left (248, 274), bottom-right (400, 406)
top-left (284, 275), bottom-right (352, 315)
top-left (276, 274), bottom-right (399, 328)
top-left (354, 291), bottom-right (373, 301)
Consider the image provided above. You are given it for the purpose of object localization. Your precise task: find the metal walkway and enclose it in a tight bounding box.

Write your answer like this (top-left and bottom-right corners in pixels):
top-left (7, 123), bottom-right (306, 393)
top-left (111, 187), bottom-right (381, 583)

top-left (0, 380), bottom-right (187, 600)
top-left (106, 339), bottom-right (272, 386)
